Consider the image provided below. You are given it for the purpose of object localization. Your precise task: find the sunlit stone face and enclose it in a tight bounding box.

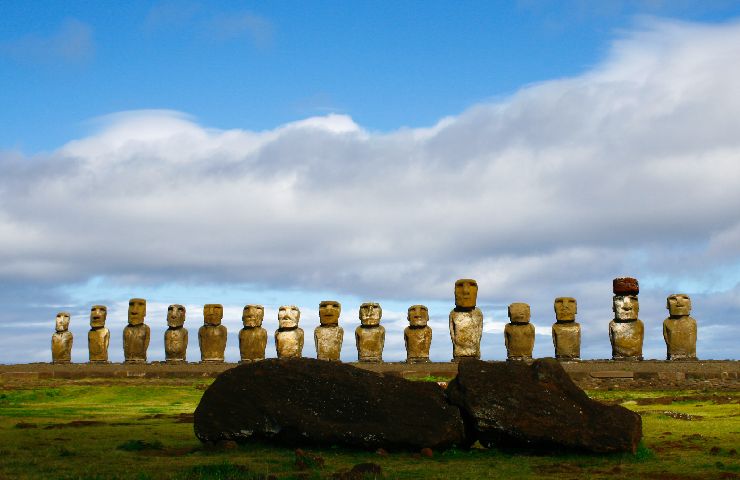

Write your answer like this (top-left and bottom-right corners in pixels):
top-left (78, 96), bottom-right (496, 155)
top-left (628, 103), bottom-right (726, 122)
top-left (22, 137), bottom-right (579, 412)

top-left (203, 304), bottom-right (223, 326)
top-left (319, 301), bottom-right (341, 326)
top-left (242, 305), bottom-right (264, 327)
top-left (128, 298), bottom-right (147, 325)
top-left (278, 305), bottom-right (301, 329)
top-left (408, 305), bottom-right (429, 327)
top-left (454, 279), bottom-right (478, 309)
top-left (508, 303), bottom-right (531, 324)
top-left (359, 302), bottom-right (382, 326)
top-left (667, 294), bottom-right (691, 317)
top-left (90, 305), bottom-right (107, 328)
top-left (613, 295), bottom-right (639, 321)
top-left (55, 312), bottom-right (70, 332)
top-left (554, 297), bottom-right (577, 322)
top-left (167, 304), bottom-right (186, 328)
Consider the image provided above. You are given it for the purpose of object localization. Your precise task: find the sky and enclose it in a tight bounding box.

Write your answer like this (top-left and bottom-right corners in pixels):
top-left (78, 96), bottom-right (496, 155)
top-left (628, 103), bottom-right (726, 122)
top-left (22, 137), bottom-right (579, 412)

top-left (1, 1), bottom-right (739, 364)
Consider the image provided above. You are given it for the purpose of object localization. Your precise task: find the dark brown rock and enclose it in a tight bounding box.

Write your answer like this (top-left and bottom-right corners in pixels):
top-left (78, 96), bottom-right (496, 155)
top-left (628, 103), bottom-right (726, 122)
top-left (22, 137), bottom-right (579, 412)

top-left (445, 358), bottom-right (642, 453)
top-left (194, 358), bottom-right (464, 450)
top-left (613, 277), bottom-right (639, 295)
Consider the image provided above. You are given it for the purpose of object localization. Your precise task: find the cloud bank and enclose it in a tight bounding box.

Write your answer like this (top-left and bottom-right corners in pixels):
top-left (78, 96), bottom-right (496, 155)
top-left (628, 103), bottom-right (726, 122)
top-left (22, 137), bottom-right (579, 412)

top-left (1, 18), bottom-right (739, 362)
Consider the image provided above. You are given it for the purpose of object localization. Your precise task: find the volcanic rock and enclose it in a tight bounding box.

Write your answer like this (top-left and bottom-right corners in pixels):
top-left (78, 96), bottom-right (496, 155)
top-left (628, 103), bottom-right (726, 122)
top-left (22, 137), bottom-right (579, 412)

top-left (194, 358), bottom-right (464, 450)
top-left (445, 358), bottom-right (642, 453)
top-left (613, 277), bottom-right (639, 295)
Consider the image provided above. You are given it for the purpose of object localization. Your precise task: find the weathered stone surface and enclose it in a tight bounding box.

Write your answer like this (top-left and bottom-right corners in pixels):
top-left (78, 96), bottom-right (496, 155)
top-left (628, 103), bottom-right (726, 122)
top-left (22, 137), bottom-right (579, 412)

top-left (552, 297), bottom-right (580, 360)
top-left (613, 277), bottom-right (639, 295)
top-left (194, 358), bottom-right (465, 450)
top-left (505, 303), bottom-right (534, 361)
top-left (51, 313), bottom-right (73, 363)
top-left (445, 358), bottom-right (642, 453)
top-left (315, 301), bottom-right (344, 361)
top-left (240, 305), bottom-right (267, 362)
top-left (355, 326), bottom-right (385, 362)
top-left (449, 308), bottom-right (483, 360)
top-left (405, 305), bottom-right (432, 363)
top-left (124, 298), bottom-right (149, 363)
top-left (663, 294), bottom-right (697, 361)
top-left (276, 305), bottom-right (304, 359)
top-left (199, 304), bottom-right (227, 363)
top-left (165, 304), bottom-right (188, 363)
top-left (239, 328), bottom-right (268, 362)
top-left (88, 305), bottom-right (110, 363)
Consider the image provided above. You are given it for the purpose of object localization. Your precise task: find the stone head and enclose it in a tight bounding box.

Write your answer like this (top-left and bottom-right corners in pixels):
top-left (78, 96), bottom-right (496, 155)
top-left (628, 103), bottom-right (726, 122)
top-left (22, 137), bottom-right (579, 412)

top-left (454, 278), bottom-right (478, 309)
top-left (128, 298), bottom-right (147, 325)
top-left (90, 305), bottom-right (107, 328)
top-left (407, 305), bottom-right (429, 327)
top-left (554, 297), bottom-right (577, 322)
top-left (203, 304), bottom-right (223, 326)
top-left (318, 301), bottom-right (341, 326)
top-left (55, 312), bottom-right (70, 332)
top-left (359, 302), bottom-right (382, 326)
top-left (508, 302), bottom-right (531, 324)
top-left (613, 295), bottom-right (639, 321)
top-left (242, 304), bottom-right (264, 327)
top-left (278, 305), bottom-right (301, 329)
top-left (667, 293), bottom-right (691, 317)
top-left (167, 304), bottom-right (186, 328)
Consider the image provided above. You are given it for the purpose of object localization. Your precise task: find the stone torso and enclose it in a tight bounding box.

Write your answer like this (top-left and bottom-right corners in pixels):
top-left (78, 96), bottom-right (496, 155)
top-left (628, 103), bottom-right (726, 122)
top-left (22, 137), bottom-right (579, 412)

top-left (88, 327), bottom-right (110, 363)
top-left (276, 328), bottom-right (304, 358)
top-left (199, 325), bottom-right (227, 362)
top-left (165, 328), bottom-right (188, 362)
top-left (505, 323), bottom-right (535, 360)
top-left (609, 319), bottom-right (644, 360)
top-left (404, 326), bottom-right (432, 363)
top-left (123, 324), bottom-right (150, 363)
top-left (314, 325), bottom-right (344, 361)
top-left (355, 325), bottom-right (385, 362)
top-left (51, 332), bottom-right (73, 363)
top-left (449, 308), bottom-right (483, 359)
top-left (552, 322), bottom-right (581, 360)
top-left (239, 327), bottom-right (268, 362)
top-left (663, 316), bottom-right (697, 360)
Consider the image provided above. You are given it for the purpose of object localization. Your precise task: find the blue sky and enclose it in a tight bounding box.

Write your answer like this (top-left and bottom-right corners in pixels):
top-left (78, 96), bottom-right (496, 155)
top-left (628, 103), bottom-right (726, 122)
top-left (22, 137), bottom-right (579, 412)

top-left (1, 1), bottom-right (740, 363)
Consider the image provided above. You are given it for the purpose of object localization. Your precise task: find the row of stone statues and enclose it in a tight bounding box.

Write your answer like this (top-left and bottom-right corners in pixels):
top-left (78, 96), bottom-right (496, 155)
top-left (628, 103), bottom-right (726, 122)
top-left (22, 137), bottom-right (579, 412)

top-left (51, 277), bottom-right (698, 364)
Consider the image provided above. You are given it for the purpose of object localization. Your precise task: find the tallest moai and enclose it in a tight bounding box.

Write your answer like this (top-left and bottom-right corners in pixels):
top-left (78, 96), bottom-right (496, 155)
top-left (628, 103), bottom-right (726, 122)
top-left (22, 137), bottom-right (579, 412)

top-left (609, 277), bottom-right (644, 360)
top-left (449, 278), bottom-right (483, 361)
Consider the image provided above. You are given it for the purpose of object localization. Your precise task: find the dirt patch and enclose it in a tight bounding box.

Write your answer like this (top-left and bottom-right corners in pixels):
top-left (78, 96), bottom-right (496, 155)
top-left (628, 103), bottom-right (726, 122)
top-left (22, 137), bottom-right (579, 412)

top-left (137, 412), bottom-right (193, 423)
top-left (635, 395), bottom-right (739, 406)
top-left (533, 463), bottom-right (584, 474)
top-left (14, 422), bottom-right (38, 429)
top-left (44, 420), bottom-right (106, 429)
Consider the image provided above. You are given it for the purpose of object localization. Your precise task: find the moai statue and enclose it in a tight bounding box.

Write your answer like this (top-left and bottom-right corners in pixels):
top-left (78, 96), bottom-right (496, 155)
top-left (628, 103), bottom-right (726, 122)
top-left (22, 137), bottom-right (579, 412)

top-left (449, 278), bottom-right (483, 361)
top-left (314, 301), bottom-right (344, 361)
top-left (239, 304), bottom-right (267, 362)
top-left (663, 294), bottom-right (698, 360)
top-left (355, 302), bottom-right (385, 362)
top-left (404, 305), bottom-right (432, 363)
top-left (123, 298), bottom-right (150, 363)
top-left (609, 277), bottom-right (644, 360)
top-left (275, 305), bottom-right (303, 359)
top-left (51, 312), bottom-right (73, 363)
top-left (552, 297), bottom-right (581, 360)
top-left (504, 302), bottom-right (535, 361)
top-left (88, 305), bottom-right (110, 363)
top-left (164, 304), bottom-right (188, 363)
top-left (199, 304), bottom-right (227, 363)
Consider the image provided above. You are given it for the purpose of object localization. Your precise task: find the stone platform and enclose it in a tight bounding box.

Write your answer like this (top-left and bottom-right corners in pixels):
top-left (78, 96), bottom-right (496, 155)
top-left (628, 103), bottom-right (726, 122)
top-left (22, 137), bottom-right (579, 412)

top-left (0, 360), bottom-right (737, 389)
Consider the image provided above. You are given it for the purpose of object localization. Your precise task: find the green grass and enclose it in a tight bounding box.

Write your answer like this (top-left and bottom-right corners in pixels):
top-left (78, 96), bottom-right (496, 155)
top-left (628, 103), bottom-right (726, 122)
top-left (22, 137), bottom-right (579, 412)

top-left (0, 379), bottom-right (737, 479)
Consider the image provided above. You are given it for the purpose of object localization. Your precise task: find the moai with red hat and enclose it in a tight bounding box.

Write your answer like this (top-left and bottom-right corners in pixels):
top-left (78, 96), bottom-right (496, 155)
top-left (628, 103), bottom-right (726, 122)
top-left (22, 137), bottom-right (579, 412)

top-left (609, 277), bottom-right (644, 360)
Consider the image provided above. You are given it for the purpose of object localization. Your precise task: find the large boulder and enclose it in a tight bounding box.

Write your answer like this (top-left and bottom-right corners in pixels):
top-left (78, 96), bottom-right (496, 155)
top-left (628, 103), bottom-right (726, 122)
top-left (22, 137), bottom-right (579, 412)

top-left (194, 358), bottom-right (465, 450)
top-left (446, 358), bottom-right (642, 453)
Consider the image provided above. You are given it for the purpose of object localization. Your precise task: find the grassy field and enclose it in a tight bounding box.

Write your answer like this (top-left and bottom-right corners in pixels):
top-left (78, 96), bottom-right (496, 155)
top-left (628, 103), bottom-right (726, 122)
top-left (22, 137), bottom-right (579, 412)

top-left (0, 378), bottom-right (738, 480)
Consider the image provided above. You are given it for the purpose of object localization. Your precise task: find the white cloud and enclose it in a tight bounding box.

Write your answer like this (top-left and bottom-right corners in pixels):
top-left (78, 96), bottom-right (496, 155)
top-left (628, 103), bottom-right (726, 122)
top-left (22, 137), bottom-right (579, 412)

top-left (1, 18), bottom-right (740, 361)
